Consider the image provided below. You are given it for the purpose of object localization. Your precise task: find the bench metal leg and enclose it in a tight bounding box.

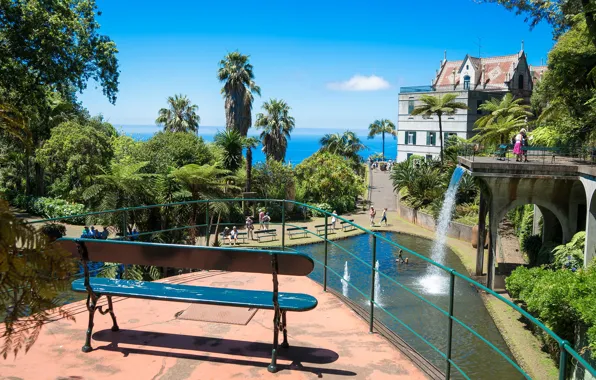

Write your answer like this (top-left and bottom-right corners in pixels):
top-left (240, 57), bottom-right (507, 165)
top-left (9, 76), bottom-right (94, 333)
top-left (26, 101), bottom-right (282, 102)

top-left (281, 310), bottom-right (289, 349)
top-left (107, 296), bottom-right (120, 332)
top-left (82, 294), bottom-right (100, 353)
top-left (268, 308), bottom-right (281, 373)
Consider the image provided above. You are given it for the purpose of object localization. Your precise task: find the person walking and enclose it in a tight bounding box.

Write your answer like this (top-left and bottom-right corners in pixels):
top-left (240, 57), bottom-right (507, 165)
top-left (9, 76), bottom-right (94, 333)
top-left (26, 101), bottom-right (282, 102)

top-left (263, 212), bottom-right (271, 230)
top-left (331, 210), bottom-right (337, 231)
top-left (513, 128), bottom-right (525, 162)
top-left (380, 207), bottom-right (388, 226)
top-left (369, 206), bottom-right (376, 226)
top-left (245, 216), bottom-right (254, 240)
top-left (258, 209), bottom-right (265, 230)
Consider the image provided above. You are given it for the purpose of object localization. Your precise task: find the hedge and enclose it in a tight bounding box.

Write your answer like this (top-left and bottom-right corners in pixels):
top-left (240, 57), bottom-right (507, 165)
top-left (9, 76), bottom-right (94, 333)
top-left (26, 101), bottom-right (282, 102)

top-left (11, 194), bottom-right (86, 225)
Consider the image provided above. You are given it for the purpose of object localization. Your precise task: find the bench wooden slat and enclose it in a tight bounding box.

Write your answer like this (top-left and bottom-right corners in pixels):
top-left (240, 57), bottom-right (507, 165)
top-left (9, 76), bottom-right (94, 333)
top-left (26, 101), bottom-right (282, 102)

top-left (73, 278), bottom-right (317, 311)
top-left (58, 238), bottom-right (313, 276)
top-left (72, 278), bottom-right (317, 312)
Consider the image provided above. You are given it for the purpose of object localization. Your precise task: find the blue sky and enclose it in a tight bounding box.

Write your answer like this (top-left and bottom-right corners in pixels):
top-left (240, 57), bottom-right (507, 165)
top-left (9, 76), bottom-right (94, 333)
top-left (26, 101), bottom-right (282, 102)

top-left (80, 0), bottom-right (554, 133)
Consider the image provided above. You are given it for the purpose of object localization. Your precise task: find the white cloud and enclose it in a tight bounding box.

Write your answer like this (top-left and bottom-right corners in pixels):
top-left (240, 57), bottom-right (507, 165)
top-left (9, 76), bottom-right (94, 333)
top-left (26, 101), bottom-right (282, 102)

top-left (327, 75), bottom-right (390, 91)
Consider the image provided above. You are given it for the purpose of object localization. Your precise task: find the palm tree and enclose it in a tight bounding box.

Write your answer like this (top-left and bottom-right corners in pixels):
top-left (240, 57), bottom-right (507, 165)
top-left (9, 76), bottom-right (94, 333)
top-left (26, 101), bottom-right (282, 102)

top-left (0, 104), bottom-right (32, 194)
top-left (367, 119), bottom-right (396, 160)
top-left (411, 93), bottom-right (468, 165)
top-left (171, 164), bottom-right (238, 245)
top-left (83, 161), bottom-right (156, 235)
top-left (243, 137), bottom-right (260, 192)
top-left (255, 99), bottom-right (295, 161)
top-left (472, 115), bottom-right (527, 146)
top-left (320, 131), bottom-right (366, 162)
top-left (218, 52), bottom-right (261, 136)
top-left (476, 93), bottom-right (532, 131)
top-left (156, 94), bottom-right (200, 133)
top-left (214, 129), bottom-right (244, 173)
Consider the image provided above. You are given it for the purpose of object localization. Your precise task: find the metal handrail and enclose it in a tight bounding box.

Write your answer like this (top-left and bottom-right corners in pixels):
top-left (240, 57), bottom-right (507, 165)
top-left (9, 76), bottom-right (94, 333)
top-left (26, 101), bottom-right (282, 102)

top-left (27, 198), bottom-right (596, 379)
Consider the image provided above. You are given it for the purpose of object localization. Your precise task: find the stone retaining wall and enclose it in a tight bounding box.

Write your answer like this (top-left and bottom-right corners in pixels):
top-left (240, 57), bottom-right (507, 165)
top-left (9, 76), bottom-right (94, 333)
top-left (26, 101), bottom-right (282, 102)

top-left (397, 203), bottom-right (474, 243)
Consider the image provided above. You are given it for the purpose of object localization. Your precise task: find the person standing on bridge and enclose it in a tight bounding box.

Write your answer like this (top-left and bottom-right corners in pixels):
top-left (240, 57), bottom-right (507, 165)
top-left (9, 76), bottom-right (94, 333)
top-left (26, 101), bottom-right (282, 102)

top-left (513, 128), bottom-right (525, 162)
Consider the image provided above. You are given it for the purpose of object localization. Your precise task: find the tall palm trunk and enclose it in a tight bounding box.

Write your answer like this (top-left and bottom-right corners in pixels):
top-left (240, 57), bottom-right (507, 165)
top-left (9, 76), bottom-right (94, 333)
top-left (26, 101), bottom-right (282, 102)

top-left (246, 147), bottom-right (253, 192)
top-left (438, 113), bottom-right (444, 166)
top-left (212, 212), bottom-right (222, 246)
top-left (382, 131), bottom-right (385, 160)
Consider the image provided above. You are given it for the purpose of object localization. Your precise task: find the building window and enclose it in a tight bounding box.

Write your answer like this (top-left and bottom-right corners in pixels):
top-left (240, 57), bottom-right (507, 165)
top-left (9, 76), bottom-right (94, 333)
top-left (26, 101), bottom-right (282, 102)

top-left (466, 64), bottom-right (469, 70)
top-left (518, 74), bottom-right (524, 89)
top-left (406, 131), bottom-right (416, 145)
top-left (426, 154), bottom-right (433, 161)
top-left (407, 153), bottom-right (413, 160)
top-left (444, 132), bottom-right (457, 144)
top-left (408, 98), bottom-right (415, 114)
top-left (477, 100), bottom-right (483, 115)
top-left (463, 75), bottom-right (471, 90)
top-left (427, 132), bottom-right (436, 146)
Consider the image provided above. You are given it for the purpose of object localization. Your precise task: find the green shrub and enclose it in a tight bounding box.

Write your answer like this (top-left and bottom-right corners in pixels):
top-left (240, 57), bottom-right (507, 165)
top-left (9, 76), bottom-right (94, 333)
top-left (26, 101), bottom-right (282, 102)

top-left (521, 234), bottom-right (543, 266)
top-left (506, 265), bottom-right (596, 359)
top-left (552, 231), bottom-right (585, 270)
top-left (10, 195), bottom-right (86, 224)
top-left (307, 203), bottom-right (333, 217)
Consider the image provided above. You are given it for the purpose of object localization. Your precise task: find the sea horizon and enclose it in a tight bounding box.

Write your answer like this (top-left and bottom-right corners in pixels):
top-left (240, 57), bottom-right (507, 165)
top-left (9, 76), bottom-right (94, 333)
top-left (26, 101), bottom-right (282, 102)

top-left (118, 124), bottom-right (397, 164)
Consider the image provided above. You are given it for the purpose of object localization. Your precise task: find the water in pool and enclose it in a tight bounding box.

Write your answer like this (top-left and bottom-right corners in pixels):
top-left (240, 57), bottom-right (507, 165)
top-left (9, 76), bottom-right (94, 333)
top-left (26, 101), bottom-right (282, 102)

top-left (294, 231), bottom-right (522, 380)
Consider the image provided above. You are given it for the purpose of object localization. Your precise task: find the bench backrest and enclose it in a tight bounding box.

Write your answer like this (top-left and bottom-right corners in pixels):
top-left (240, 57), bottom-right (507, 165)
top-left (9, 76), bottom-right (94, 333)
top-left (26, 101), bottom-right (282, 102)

top-left (254, 229), bottom-right (276, 234)
top-left (340, 219), bottom-right (354, 223)
top-left (58, 238), bottom-right (313, 276)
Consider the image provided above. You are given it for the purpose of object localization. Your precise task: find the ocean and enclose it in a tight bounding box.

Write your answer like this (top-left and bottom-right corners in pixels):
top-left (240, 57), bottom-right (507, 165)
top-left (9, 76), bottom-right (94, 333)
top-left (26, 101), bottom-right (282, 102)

top-left (124, 126), bottom-right (397, 165)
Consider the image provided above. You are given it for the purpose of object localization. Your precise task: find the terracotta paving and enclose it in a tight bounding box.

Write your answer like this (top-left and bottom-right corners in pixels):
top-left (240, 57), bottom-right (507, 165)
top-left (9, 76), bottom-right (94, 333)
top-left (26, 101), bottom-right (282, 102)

top-left (0, 272), bottom-right (427, 380)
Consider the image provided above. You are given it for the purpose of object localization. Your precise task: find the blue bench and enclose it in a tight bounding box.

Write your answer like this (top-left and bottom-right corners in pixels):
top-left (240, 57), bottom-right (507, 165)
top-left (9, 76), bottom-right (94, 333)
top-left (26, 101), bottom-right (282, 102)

top-left (58, 237), bottom-right (318, 373)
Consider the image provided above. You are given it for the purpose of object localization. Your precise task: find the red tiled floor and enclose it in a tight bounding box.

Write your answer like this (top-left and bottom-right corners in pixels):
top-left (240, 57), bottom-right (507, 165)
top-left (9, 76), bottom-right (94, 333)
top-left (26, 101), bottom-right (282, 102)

top-left (0, 272), bottom-right (427, 380)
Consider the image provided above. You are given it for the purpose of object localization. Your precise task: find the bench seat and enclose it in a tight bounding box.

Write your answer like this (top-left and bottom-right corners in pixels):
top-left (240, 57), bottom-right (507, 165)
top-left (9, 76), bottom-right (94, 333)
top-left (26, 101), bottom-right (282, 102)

top-left (73, 277), bottom-right (317, 312)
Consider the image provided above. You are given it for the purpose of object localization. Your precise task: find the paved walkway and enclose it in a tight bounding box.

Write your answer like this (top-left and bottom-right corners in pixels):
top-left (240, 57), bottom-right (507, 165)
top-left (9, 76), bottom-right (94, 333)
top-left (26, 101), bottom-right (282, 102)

top-left (0, 272), bottom-right (427, 379)
top-left (369, 167), bottom-right (397, 211)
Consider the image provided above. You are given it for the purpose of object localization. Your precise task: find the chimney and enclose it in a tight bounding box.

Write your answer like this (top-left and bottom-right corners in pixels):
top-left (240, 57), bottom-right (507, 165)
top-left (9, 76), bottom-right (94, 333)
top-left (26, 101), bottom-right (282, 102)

top-left (521, 40), bottom-right (524, 52)
top-left (444, 50), bottom-right (447, 63)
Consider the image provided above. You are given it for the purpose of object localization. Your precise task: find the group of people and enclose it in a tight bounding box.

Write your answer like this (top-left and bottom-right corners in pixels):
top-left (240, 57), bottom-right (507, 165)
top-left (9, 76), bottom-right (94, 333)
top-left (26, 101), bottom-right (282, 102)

top-left (81, 225), bottom-right (109, 239)
top-left (369, 206), bottom-right (388, 227)
top-left (257, 209), bottom-right (271, 230)
top-left (222, 226), bottom-right (240, 245)
top-left (81, 225), bottom-right (140, 240)
top-left (512, 128), bottom-right (529, 162)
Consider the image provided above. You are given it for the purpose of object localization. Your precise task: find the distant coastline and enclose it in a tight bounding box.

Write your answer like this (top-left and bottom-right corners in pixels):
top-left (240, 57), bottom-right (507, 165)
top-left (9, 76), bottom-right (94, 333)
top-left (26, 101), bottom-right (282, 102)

top-left (120, 125), bottom-right (397, 164)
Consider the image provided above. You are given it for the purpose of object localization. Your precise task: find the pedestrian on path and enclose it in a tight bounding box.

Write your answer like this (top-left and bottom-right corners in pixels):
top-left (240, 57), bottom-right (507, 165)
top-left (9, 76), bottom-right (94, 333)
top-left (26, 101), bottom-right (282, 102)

top-left (331, 210), bottom-right (337, 231)
top-left (258, 209), bottom-right (265, 230)
top-left (245, 216), bottom-right (254, 240)
top-left (380, 208), bottom-right (388, 226)
top-left (369, 206), bottom-right (376, 226)
top-left (263, 212), bottom-right (271, 230)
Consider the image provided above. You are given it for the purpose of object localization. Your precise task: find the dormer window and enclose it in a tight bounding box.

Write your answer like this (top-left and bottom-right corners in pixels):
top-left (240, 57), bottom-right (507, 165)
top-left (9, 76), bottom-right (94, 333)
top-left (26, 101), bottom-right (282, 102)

top-left (518, 74), bottom-right (524, 89)
top-left (466, 65), bottom-right (469, 70)
top-left (463, 75), bottom-right (471, 90)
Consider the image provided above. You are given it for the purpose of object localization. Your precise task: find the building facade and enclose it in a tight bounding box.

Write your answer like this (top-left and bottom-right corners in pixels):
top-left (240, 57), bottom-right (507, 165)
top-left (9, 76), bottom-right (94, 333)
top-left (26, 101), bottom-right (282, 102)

top-left (396, 50), bottom-right (542, 162)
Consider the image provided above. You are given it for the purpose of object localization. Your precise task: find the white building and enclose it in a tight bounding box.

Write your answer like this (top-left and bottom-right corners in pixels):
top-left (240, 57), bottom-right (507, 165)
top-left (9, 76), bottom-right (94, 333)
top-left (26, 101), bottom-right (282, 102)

top-left (396, 49), bottom-right (546, 162)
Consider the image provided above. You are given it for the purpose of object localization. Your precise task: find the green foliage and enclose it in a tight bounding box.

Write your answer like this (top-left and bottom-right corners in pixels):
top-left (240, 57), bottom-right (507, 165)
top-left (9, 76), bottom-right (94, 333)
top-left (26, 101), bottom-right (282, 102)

top-left (134, 132), bottom-right (213, 175)
top-left (36, 119), bottom-right (115, 200)
top-left (251, 160), bottom-right (295, 201)
top-left (255, 98), bottom-right (295, 162)
top-left (391, 158), bottom-right (446, 209)
top-left (552, 231), bottom-right (586, 270)
top-left (214, 129), bottom-right (244, 172)
top-left (0, 200), bottom-right (78, 358)
top-left (155, 94), bottom-right (200, 133)
top-left (367, 119), bottom-right (396, 159)
top-left (473, 93), bottom-right (533, 146)
top-left (411, 93), bottom-right (468, 164)
top-left (295, 152), bottom-right (364, 213)
top-left (506, 265), bottom-right (596, 359)
top-left (521, 234), bottom-right (544, 267)
top-left (308, 203), bottom-right (334, 217)
top-left (0, 0), bottom-right (119, 105)
top-left (218, 51), bottom-right (261, 136)
top-left (11, 194), bottom-right (86, 224)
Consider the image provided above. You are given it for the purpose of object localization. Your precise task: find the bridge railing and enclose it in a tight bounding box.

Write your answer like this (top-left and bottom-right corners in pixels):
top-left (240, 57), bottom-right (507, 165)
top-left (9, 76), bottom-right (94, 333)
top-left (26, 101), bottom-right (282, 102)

top-left (27, 198), bottom-right (596, 379)
top-left (458, 143), bottom-right (596, 166)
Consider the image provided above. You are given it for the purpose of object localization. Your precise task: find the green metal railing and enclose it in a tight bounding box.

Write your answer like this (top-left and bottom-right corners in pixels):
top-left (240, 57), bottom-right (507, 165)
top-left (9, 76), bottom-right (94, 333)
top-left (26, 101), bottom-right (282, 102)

top-left (28, 198), bottom-right (596, 379)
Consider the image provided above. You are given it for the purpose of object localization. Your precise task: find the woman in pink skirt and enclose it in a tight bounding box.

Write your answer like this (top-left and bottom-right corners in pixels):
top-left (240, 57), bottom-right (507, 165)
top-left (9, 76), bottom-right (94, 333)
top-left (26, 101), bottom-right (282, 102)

top-left (513, 128), bottom-right (525, 162)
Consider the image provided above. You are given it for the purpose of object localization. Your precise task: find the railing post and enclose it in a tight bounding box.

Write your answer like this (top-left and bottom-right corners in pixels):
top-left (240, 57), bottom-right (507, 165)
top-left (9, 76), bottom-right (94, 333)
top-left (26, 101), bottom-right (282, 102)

top-left (324, 214), bottom-right (328, 292)
top-left (369, 235), bottom-right (377, 333)
top-left (122, 209), bottom-right (127, 239)
top-left (205, 201), bottom-right (210, 247)
top-left (445, 270), bottom-right (456, 379)
top-left (281, 200), bottom-right (286, 251)
top-left (559, 340), bottom-right (569, 380)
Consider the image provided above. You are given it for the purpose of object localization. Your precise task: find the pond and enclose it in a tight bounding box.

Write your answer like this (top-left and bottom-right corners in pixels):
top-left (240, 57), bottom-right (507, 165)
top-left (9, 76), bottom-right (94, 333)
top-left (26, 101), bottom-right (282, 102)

top-left (293, 231), bottom-right (521, 380)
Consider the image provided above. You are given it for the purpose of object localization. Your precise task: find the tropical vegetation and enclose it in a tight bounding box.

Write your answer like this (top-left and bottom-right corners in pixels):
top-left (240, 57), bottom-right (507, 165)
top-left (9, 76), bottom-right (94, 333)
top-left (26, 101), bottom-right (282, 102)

top-left (473, 93), bottom-right (533, 145)
top-left (411, 94), bottom-right (468, 164)
top-left (156, 94), bottom-right (200, 133)
top-left (367, 119), bottom-right (396, 159)
top-left (255, 98), bottom-right (295, 162)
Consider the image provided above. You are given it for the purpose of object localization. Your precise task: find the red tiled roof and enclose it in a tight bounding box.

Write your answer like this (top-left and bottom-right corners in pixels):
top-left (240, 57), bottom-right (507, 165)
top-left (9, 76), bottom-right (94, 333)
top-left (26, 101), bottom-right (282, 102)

top-left (435, 52), bottom-right (521, 89)
top-left (530, 65), bottom-right (548, 83)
